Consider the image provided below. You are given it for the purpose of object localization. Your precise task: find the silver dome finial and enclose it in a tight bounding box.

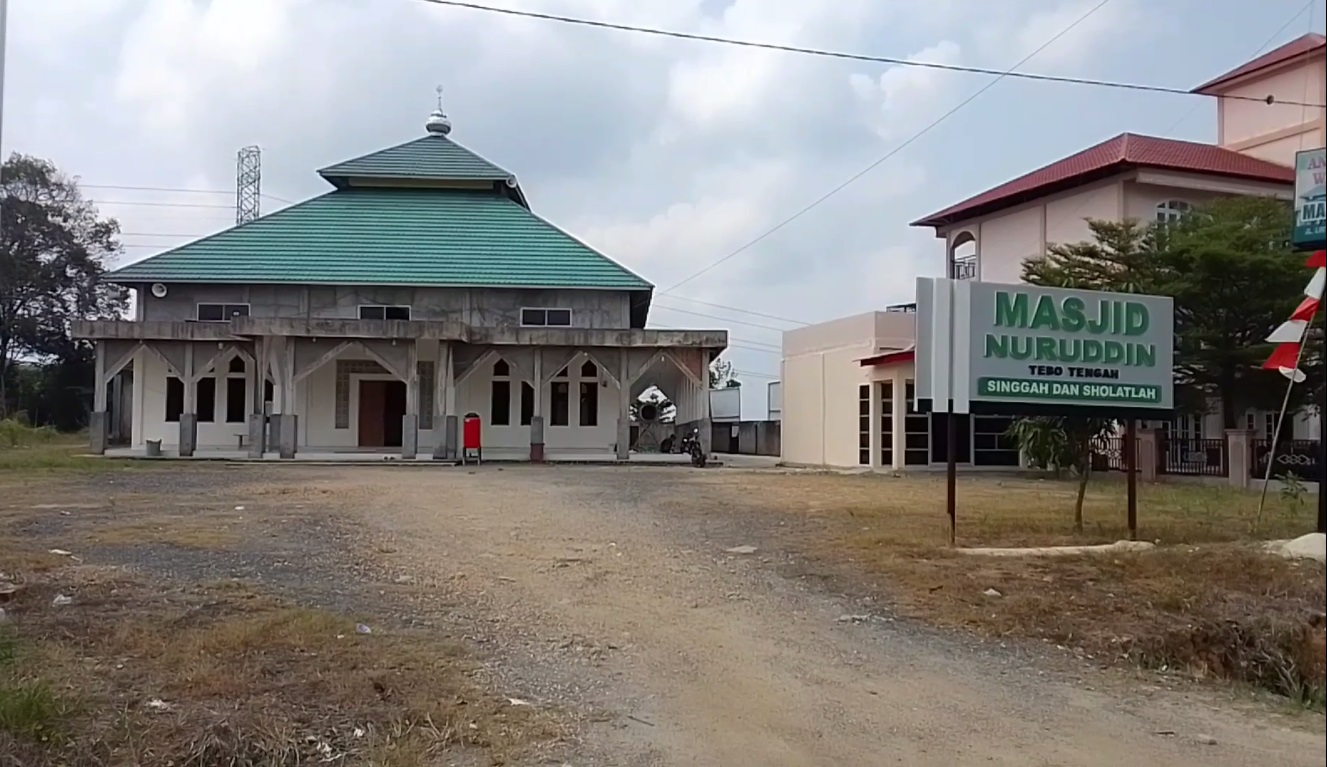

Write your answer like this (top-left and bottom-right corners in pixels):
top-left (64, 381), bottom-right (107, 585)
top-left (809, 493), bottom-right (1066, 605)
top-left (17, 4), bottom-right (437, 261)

top-left (425, 85), bottom-right (452, 136)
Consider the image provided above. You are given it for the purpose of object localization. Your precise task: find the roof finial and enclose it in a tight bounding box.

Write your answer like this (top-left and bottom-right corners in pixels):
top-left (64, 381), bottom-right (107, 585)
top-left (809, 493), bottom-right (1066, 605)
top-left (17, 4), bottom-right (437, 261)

top-left (426, 84), bottom-right (453, 136)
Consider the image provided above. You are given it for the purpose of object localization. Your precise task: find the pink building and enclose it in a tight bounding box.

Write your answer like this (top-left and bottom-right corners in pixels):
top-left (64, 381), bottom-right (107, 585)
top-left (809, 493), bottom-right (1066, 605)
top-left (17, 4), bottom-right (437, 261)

top-left (781, 34), bottom-right (1327, 471)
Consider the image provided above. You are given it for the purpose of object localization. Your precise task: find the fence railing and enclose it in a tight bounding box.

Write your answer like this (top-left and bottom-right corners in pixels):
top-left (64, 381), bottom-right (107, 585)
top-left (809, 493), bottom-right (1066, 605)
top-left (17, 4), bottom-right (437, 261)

top-left (1090, 436), bottom-right (1130, 472)
top-left (1251, 438), bottom-right (1320, 480)
top-left (1157, 436), bottom-right (1228, 477)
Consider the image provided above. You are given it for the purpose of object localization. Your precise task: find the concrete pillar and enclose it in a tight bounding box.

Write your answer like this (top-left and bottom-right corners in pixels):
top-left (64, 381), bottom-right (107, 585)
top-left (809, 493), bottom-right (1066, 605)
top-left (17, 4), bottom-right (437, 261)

top-left (868, 379), bottom-right (882, 471)
top-left (403, 340), bottom-right (419, 459)
top-left (179, 343), bottom-right (197, 457)
top-left (616, 349), bottom-right (631, 460)
top-left (444, 414), bottom-right (459, 462)
top-left (1226, 428), bottom-right (1253, 489)
top-left (891, 372), bottom-right (906, 470)
top-left (531, 415), bottom-right (546, 462)
top-left (277, 414), bottom-right (298, 459)
top-left (698, 373), bottom-right (713, 458)
top-left (90, 341), bottom-right (108, 454)
top-left (440, 342), bottom-right (456, 459)
top-left (1137, 428), bottom-right (1158, 482)
top-left (247, 414), bottom-right (265, 458)
top-left (247, 343), bottom-right (264, 457)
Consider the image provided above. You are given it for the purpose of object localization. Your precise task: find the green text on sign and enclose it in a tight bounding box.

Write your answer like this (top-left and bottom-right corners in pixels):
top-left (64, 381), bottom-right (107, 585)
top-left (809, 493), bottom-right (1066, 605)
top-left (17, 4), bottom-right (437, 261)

top-left (976, 377), bottom-right (1163, 404)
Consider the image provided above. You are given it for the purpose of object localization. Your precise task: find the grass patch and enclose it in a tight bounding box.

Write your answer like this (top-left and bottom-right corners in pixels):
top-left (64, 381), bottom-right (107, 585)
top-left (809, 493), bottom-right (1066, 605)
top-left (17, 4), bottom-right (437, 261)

top-left (0, 443), bottom-right (117, 473)
top-left (0, 548), bottom-right (566, 765)
top-left (80, 513), bottom-right (244, 550)
top-left (707, 472), bottom-right (1327, 708)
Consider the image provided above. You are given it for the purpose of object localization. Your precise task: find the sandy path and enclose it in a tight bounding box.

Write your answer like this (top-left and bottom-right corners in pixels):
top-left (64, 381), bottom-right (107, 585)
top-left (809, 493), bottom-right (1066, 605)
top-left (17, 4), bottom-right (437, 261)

top-left (336, 466), bottom-right (1323, 767)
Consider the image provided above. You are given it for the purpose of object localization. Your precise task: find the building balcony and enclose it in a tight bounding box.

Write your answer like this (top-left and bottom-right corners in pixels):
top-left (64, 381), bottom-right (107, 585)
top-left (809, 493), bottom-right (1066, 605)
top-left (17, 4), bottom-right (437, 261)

top-left (950, 256), bottom-right (977, 280)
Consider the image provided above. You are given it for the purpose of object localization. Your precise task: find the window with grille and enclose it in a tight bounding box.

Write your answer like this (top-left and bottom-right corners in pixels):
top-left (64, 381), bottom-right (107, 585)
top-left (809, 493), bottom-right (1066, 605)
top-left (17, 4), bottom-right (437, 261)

top-left (1155, 200), bottom-right (1190, 225)
top-left (520, 308), bottom-right (572, 327)
top-left (358, 305), bottom-right (411, 320)
top-left (879, 381), bottom-right (893, 467)
top-left (858, 384), bottom-right (871, 465)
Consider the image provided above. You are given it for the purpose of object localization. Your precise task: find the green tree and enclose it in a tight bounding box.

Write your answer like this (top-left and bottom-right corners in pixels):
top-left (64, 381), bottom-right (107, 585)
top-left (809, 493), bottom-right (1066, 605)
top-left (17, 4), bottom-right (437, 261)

top-left (1149, 196), bottom-right (1308, 428)
top-left (709, 358), bottom-right (741, 389)
top-left (0, 153), bottom-right (128, 417)
top-left (1007, 416), bottom-right (1117, 533)
top-left (1009, 219), bottom-right (1155, 532)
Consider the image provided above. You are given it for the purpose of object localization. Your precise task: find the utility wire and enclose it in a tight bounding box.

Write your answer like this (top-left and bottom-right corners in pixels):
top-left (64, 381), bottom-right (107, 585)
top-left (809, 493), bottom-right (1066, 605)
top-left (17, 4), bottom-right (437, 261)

top-left (414, 0), bottom-right (1325, 110)
top-left (653, 295), bottom-right (811, 326)
top-left (83, 183), bottom-right (295, 205)
top-left (656, 0), bottom-right (1117, 296)
top-left (1161, 0), bottom-right (1318, 135)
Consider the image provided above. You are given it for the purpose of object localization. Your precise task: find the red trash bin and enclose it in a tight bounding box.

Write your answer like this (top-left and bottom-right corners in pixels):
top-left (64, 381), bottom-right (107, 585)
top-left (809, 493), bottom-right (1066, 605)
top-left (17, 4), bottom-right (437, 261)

top-left (462, 412), bottom-right (482, 464)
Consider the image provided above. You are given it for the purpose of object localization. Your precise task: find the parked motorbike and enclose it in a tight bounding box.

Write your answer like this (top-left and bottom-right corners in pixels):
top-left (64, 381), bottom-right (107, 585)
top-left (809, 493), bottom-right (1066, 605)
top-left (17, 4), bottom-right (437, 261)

top-left (677, 427), bottom-right (707, 468)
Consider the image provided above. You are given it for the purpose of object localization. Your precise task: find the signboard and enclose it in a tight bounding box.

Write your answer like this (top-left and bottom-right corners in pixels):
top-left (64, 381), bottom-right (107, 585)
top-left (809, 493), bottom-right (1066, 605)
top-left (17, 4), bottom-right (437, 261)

top-left (916, 278), bottom-right (1174, 413)
top-left (1294, 148), bottom-right (1326, 251)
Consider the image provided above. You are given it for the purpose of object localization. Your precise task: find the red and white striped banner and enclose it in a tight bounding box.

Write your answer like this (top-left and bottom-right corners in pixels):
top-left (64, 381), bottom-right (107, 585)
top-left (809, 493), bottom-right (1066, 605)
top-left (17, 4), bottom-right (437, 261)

top-left (1263, 251), bottom-right (1327, 383)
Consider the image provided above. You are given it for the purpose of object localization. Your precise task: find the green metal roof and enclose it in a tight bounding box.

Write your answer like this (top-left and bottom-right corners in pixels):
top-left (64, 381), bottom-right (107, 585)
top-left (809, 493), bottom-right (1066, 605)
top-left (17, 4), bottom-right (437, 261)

top-left (318, 135), bottom-right (513, 185)
top-left (106, 188), bottom-right (653, 290)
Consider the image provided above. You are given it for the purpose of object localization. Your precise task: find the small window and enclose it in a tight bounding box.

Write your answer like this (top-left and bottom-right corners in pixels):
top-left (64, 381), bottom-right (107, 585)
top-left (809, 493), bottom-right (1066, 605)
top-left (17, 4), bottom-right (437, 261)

top-left (263, 379), bottom-right (274, 408)
top-left (550, 381), bottom-right (570, 426)
top-left (579, 381), bottom-right (599, 427)
top-left (196, 303), bottom-right (249, 322)
top-left (493, 358), bottom-right (510, 377)
top-left (225, 377), bottom-right (246, 423)
top-left (580, 360), bottom-right (597, 378)
top-left (359, 305), bottom-right (411, 321)
top-left (491, 380), bottom-right (511, 426)
top-left (520, 307), bottom-right (573, 327)
top-left (165, 376), bottom-right (184, 422)
top-left (553, 366), bottom-right (568, 379)
top-left (197, 377), bottom-right (217, 423)
top-left (1155, 200), bottom-right (1190, 224)
top-left (520, 382), bottom-right (535, 426)
top-left (228, 356), bottom-right (246, 374)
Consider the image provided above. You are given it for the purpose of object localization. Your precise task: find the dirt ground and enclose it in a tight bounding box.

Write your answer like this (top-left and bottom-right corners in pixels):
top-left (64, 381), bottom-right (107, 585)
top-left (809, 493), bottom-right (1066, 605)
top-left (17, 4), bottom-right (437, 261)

top-left (3, 463), bottom-right (1325, 766)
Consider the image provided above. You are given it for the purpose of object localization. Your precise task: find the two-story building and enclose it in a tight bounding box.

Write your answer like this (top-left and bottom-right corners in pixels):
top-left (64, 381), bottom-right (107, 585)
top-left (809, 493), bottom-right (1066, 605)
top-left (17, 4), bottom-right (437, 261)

top-left (75, 108), bottom-right (727, 460)
top-left (780, 33), bottom-right (1326, 472)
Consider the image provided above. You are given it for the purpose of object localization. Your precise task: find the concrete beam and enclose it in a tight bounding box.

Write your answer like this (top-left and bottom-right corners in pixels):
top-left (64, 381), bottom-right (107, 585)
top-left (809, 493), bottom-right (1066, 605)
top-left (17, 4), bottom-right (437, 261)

top-left (72, 320), bottom-right (243, 341)
top-left (74, 318), bottom-right (729, 350)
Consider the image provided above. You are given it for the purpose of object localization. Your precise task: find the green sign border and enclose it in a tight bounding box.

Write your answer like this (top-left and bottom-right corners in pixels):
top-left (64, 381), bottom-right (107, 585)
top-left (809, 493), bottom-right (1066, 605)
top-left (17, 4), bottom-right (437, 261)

top-left (976, 376), bottom-right (1162, 404)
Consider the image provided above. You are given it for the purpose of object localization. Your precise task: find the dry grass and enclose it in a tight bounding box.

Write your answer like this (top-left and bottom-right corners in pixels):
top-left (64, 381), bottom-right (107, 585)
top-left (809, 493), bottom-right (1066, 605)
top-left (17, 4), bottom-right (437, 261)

top-left (78, 511), bottom-right (245, 550)
top-left (0, 545), bottom-right (566, 766)
top-left (709, 471), bottom-right (1327, 707)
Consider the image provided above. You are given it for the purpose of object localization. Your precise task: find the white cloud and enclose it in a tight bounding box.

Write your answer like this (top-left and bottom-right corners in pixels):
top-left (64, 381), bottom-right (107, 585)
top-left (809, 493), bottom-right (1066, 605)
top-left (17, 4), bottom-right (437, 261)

top-left (6, 0), bottom-right (1154, 415)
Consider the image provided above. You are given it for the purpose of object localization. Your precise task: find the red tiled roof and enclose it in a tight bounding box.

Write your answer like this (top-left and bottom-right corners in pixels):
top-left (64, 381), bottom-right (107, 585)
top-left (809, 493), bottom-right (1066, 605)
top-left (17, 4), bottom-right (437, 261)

top-left (860, 348), bottom-right (915, 367)
top-left (1192, 33), bottom-right (1326, 94)
top-left (910, 133), bottom-right (1295, 228)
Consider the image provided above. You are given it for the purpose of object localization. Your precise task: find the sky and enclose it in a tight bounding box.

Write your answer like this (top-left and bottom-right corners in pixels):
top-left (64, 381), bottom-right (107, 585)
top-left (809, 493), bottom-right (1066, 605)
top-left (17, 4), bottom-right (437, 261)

top-left (5, 0), bottom-right (1326, 417)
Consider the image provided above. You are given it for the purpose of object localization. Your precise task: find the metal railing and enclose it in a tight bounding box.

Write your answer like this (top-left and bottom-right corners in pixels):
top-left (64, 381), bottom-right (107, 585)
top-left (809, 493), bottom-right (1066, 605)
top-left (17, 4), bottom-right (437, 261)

top-left (1251, 438), bottom-right (1321, 480)
top-left (1157, 436), bottom-right (1227, 477)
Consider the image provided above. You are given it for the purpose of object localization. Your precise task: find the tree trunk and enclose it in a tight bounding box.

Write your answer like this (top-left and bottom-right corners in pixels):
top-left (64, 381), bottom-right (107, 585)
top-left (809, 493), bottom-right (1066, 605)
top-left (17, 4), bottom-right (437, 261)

top-left (1074, 465), bottom-right (1089, 534)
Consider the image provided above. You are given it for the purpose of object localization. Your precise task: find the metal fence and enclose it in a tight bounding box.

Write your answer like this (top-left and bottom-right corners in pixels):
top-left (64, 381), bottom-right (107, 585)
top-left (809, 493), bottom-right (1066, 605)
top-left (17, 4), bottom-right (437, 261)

top-left (1157, 436), bottom-right (1228, 477)
top-left (1090, 436), bottom-right (1130, 472)
top-left (1251, 439), bottom-right (1320, 480)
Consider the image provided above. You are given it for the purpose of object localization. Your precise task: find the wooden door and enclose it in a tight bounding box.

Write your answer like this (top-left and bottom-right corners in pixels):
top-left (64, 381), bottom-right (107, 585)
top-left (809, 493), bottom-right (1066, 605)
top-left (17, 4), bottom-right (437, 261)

top-left (358, 380), bottom-right (386, 447)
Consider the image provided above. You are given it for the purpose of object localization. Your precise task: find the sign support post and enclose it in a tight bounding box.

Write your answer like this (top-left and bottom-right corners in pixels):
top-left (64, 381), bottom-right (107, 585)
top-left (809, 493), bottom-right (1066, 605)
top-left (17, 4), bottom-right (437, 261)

top-left (1292, 148), bottom-right (1325, 534)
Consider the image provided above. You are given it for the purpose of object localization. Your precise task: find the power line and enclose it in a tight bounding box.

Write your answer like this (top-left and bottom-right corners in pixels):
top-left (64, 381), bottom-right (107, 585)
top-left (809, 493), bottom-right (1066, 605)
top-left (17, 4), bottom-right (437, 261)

top-left (90, 199), bottom-right (235, 210)
top-left (655, 0), bottom-right (1117, 296)
top-left (1161, 0), bottom-right (1318, 135)
top-left (413, 0), bottom-right (1325, 110)
top-left (82, 183), bottom-right (295, 205)
top-left (654, 295), bottom-right (810, 326)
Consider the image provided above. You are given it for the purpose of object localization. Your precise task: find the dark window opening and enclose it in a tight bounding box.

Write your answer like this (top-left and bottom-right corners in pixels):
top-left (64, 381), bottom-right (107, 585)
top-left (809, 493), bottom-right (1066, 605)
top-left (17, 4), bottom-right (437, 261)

top-left (228, 356), bottom-right (245, 373)
top-left (493, 358), bottom-right (510, 377)
top-left (358, 305), bottom-right (411, 320)
top-left (521, 308), bottom-right (573, 327)
top-left (580, 360), bottom-right (597, 378)
top-left (880, 382), bottom-right (894, 467)
top-left (165, 376), bottom-right (184, 422)
top-left (858, 384), bottom-right (870, 466)
top-left (579, 381), bottom-right (599, 426)
top-left (550, 381), bottom-right (570, 426)
top-left (553, 366), bottom-right (568, 379)
top-left (520, 382), bottom-right (535, 426)
top-left (491, 380), bottom-right (511, 426)
top-left (197, 377), bottom-right (216, 423)
top-left (196, 303), bottom-right (249, 322)
top-left (263, 379), bottom-right (274, 409)
top-left (226, 377), bottom-right (246, 423)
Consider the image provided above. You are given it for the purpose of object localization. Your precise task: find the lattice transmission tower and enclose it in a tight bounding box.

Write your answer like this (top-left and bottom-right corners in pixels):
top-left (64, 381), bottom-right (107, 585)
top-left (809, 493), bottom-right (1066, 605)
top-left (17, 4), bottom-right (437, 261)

top-left (235, 145), bottom-right (261, 225)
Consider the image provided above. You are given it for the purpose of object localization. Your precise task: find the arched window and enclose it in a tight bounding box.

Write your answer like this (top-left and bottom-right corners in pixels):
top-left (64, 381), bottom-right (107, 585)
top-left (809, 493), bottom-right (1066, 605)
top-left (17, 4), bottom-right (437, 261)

top-left (1154, 200), bottom-right (1190, 224)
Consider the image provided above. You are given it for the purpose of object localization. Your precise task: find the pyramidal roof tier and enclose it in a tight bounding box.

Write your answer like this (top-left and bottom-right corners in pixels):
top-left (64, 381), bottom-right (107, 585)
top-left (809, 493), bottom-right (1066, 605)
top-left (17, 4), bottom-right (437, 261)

top-left (106, 108), bottom-right (652, 294)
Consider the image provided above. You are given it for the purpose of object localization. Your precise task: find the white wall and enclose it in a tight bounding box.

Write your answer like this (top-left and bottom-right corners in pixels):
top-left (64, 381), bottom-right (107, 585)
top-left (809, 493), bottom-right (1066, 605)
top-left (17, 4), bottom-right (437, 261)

top-left (134, 342), bottom-right (624, 453)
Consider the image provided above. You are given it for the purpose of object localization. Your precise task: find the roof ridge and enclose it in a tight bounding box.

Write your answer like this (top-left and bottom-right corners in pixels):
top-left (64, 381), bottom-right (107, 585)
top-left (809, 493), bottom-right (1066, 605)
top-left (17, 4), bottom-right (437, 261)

top-left (317, 133), bottom-right (514, 186)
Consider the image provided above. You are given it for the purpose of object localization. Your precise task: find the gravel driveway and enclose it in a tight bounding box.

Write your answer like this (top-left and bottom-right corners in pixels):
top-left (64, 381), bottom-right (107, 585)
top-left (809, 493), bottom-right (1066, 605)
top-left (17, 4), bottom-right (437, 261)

top-left (318, 464), bottom-right (1323, 767)
top-left (8, 463), bottom-right (1320, 766)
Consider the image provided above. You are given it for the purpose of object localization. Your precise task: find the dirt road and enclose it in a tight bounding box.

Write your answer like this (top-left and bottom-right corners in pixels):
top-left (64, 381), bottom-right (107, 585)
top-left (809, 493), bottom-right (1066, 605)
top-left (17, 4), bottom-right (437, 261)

top-left (321, 465), bottom-right (1319, 766)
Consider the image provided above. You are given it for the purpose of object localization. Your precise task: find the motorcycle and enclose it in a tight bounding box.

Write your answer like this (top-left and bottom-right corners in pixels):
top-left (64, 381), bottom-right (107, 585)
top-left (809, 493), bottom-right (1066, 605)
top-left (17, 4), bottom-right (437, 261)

top-left (677, 427), bottom-right (707, 468)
